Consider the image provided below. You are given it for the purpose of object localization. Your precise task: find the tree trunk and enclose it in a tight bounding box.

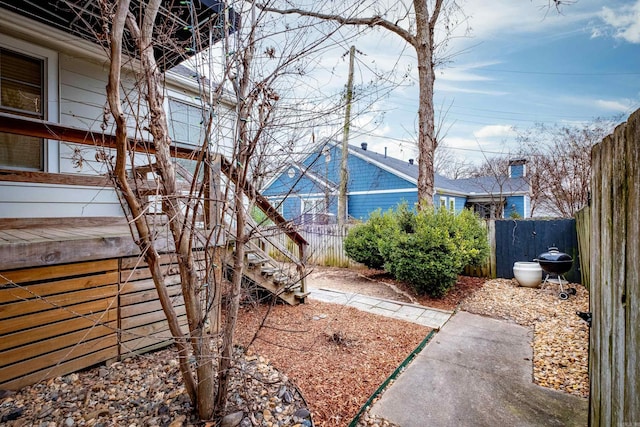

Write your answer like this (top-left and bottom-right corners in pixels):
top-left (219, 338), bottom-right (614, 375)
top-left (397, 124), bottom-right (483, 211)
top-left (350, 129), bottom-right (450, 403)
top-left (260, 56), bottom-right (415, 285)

top-left (413, 0), bottom-right (438, 207)
top-left (106, 0), bottom-right (200, 408)
top-left (131, 0), bottom-right (216, 419)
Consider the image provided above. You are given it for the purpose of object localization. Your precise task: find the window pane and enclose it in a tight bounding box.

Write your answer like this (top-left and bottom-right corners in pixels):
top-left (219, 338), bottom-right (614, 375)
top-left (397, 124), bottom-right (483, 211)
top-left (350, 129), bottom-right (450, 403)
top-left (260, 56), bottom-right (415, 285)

top-left (0, 132), bottom-right (42, 170)
top-left (0, 48), bottom-right (43, 115)
top-left (169, 98), bottom-right (203, 145)
top-left (0, 48), bottom-right (44, 170)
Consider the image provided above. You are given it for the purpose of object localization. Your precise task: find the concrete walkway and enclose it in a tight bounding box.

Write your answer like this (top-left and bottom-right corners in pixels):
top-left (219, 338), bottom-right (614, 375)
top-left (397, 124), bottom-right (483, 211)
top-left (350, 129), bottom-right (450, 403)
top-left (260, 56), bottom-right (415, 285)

top-left (369, 311), bottom-right (589, 427)
top-left (308, 288), bottom-right (452, 329)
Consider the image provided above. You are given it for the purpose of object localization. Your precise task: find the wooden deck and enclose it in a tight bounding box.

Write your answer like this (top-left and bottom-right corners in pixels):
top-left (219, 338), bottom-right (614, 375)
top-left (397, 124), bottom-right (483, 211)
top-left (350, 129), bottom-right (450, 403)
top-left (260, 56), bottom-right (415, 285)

top-left (0, 218), bottom-right (206, 390)
top-left (0, 218), bottom-right (176, 271)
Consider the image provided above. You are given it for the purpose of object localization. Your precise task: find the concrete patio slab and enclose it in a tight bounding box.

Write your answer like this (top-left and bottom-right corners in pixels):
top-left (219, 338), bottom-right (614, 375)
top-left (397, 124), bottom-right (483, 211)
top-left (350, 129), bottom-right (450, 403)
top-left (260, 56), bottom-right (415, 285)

top-left (369, 311), bottom-right (588, 427)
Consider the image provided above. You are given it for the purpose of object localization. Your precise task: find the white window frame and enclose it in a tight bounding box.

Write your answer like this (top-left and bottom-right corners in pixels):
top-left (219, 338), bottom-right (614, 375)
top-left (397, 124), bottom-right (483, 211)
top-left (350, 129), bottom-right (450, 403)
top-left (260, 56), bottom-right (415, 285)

top-left (302, 197), bottom-right (328, 224)
top-left (0, 35), bottom-right (59, 172)
top-left (168, 97), bottom-right (206, 147)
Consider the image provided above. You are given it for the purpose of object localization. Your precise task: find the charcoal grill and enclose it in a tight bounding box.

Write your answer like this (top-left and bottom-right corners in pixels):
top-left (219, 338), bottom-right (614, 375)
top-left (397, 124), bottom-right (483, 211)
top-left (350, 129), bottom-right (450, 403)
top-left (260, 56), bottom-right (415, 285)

top-left (535, 247), bottom-right (576, 300)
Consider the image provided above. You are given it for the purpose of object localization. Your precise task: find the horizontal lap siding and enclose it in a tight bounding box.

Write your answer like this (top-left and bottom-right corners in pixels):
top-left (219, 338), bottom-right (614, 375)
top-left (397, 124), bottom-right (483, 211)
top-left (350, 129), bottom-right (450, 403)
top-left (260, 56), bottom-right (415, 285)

top-left (0, 260), bottom-right (119, 390)
top-left (348, 191), bottom-right (418, 221)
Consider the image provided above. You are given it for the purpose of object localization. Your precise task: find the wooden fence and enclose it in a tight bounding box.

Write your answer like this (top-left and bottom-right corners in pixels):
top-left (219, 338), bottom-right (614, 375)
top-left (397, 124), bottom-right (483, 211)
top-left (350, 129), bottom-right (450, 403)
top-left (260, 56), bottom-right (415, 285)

top-left (575, 206), bottom-right (590, 289)
top-left (265, 224), bottom-right (359, 268)
top-left (267, 222), bottom-right (497, 276)
top-left (494, 218), bottom-right (581, 283)
top-left (0, 260), bottom-right (120, 390)
top-left (589, 108), bottom-right (640, 425)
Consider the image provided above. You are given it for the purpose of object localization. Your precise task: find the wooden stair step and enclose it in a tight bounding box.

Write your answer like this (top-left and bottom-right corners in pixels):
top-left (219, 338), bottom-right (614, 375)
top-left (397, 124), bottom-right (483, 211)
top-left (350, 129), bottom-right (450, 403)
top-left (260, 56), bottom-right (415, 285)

top-left (261, 267), bottom-right (280, 276)
top-left (294, 291), bottom-right (310, 301)
top-left (273, 274), bottom-right (290, 286)
top-left (285, 284), bottom-right (301, 293)
top-left (133, 163), bottom-right (158, 177)
top-left (247, 256), bottom-right (270, 267)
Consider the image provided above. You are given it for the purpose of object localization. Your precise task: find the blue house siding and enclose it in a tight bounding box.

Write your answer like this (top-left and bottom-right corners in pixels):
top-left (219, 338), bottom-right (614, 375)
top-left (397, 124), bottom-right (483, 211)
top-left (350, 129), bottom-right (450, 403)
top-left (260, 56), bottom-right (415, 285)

top-left (262, 141), bottom-right (531, 223)
top-left (302, 145), bottom-right (413, 193)
top-left (262, 167), bottom-right (327, 198)
top-left (348, 190), bottom-right (418, 220)
top-left (434, 194), bottom-right (467, 212)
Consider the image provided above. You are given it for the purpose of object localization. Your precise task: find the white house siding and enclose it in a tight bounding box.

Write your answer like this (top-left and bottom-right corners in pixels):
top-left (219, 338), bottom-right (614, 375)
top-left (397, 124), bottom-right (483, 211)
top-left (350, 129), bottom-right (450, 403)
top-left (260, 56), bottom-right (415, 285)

top-left (0, 9), bottom-right (237, 220)
top-left (0, 181), bottom-right (123, 218)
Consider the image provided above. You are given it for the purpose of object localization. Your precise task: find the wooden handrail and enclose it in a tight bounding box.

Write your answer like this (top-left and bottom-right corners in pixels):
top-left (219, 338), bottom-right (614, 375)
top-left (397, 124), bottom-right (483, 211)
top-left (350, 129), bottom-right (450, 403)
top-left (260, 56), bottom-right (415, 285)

top-left (0, 112), bottom-right (308, 251)
top-left (219, 156), bottom-right (308, 247)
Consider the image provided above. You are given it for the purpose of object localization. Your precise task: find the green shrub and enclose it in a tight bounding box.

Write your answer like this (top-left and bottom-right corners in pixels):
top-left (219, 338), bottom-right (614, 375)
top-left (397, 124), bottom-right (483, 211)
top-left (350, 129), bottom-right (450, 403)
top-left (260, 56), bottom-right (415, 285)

top-left (380, 205), bottom-right (489, 297)
top-left (343, 209), bottom-right (395, 269)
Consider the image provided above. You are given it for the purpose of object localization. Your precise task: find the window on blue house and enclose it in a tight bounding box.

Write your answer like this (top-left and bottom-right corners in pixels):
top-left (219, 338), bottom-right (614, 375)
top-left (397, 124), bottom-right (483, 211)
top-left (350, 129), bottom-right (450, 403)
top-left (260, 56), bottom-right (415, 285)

top-left (302, 198), bottom-right (334, 224)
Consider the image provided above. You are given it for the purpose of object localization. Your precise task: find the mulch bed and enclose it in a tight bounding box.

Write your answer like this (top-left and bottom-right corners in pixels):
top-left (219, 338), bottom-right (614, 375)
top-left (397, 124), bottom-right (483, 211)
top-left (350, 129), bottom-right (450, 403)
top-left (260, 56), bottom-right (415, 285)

top-left (235, 300), bottom-right (432, 426)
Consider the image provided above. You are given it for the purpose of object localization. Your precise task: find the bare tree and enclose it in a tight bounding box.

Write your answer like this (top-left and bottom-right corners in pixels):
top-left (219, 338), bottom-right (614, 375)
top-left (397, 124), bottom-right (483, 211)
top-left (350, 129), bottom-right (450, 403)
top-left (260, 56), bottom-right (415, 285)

top-left (100, 0), bottom-right (368, 421)
top-left (258, 0), bottom-right (466, 207)
top-left (105, 0), bottom-right (219, 418)
top-left (518, 118), bottom-right (618, 217)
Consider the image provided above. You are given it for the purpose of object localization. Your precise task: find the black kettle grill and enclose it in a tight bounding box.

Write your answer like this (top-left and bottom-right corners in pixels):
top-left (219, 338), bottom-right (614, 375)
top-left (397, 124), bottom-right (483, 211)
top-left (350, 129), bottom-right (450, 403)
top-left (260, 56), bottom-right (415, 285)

top-left (535, 247), bottom-right (576, 300)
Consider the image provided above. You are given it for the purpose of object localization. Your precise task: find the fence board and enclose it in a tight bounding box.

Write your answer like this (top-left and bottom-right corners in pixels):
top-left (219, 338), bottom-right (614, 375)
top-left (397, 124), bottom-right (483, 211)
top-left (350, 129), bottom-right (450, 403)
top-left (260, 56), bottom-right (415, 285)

top-left (0, 260), bottom-right (119, 390)
top-left (623, 109), bottom-right (640, 423)
top-left (494, 219), bottom-right (581, 283)
top-left (0, 348), bottom-right (117, 390)
top-left (589, 108), bottom-right (640, 425)
top-left (575, 207), bottom-right (590, 289)
top-left (0, 259), bottom-right (118, 286)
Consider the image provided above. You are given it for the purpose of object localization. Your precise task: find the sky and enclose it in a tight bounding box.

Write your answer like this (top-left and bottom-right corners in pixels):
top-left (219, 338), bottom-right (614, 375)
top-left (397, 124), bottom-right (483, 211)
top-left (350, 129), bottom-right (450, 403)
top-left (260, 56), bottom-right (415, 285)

top-left (307, 0), bottom-right (640, 164)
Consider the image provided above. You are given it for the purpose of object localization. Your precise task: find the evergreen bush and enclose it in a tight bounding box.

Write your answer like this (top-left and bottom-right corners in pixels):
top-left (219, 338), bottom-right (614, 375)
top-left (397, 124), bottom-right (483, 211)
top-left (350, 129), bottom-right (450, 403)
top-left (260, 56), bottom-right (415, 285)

top-left (343, 209), bottom-right (395, 269)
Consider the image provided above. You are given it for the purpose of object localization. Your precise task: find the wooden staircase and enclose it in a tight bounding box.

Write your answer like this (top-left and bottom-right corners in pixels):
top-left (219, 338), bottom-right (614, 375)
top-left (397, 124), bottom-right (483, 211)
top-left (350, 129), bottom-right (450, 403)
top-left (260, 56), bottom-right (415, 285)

top-left (224, 238), bottom-right (309, 305)
top-left (130, 156), bottom-right (309, 306)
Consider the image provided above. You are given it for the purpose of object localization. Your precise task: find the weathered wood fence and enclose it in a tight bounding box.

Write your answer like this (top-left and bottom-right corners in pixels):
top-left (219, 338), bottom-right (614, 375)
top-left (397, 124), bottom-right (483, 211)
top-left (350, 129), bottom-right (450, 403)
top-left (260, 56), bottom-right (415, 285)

top-left (589, 108), bottom-right (640, 425)
top-left (265, 224), bottom-right (359, 268)
top-left (575, 206), bottom-right (591, 289)
top-left (281, 219), bottom-right (585, 283)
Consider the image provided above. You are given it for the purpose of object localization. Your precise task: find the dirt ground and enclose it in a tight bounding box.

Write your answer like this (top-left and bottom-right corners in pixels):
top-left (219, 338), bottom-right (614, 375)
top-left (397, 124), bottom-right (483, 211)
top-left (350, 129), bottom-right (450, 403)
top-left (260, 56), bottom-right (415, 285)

top-left (306, 265), bottom-right (485, 311)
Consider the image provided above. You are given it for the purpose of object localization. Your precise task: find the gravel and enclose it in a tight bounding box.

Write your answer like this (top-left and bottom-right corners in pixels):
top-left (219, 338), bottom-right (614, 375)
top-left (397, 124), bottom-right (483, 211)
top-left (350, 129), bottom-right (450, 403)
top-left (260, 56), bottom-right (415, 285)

top-left (0, 274), bottom-right (590, 426)
top-left (0, 348), bottom-right (312, 427)
top-left (460, 278), bottom-right (590, 398)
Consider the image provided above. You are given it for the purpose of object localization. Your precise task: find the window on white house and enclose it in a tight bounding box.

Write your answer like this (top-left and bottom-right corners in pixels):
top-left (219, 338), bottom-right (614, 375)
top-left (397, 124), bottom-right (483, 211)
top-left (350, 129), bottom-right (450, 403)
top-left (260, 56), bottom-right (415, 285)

top-left (168, 98), bottom-right (205, 146)
top-left (0, 47), bottom-right (44, 170)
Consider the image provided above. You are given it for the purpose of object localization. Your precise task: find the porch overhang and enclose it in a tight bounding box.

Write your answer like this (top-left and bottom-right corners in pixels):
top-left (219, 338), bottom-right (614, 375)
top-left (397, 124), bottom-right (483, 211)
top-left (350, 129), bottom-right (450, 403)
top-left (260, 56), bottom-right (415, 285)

top-left (0, 0), bottom-right (239, 70)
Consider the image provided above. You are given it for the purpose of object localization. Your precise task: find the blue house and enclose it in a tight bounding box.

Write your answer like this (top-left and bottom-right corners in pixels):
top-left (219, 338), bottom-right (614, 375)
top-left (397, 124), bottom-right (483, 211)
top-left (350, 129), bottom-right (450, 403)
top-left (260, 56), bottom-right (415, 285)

top-left (261, 141), bottom-right (530, 223)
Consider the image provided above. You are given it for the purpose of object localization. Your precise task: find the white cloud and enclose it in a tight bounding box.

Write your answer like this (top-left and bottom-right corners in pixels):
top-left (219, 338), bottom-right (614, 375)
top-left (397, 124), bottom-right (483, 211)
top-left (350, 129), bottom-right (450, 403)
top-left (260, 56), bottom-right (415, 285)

top-left (595, 99), bottom-right (633, 112)
top-left (435, 82), bottom-right (509, 96)
top-left (437, 70), bottom-right (491, 82)
top-left (473, 125), bottom-right (516, 138)
top-left (600, 1), bottom-right (640, 43)
top-left (457, 0), bottom-right (600, 40)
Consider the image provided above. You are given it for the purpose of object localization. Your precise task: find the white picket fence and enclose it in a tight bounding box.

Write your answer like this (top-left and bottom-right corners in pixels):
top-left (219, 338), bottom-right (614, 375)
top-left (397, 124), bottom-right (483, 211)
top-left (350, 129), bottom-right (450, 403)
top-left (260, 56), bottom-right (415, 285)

top-left (262, 224), bottom-right (358, 267)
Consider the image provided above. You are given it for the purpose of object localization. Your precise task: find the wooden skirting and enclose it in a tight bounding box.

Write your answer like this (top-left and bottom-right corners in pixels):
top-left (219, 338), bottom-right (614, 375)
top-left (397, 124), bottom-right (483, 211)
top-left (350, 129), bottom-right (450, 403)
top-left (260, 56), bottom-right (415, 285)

top-left (0, 259), bottom-right (120, 390)
top-left (0, 249), bottom-right (217, 390)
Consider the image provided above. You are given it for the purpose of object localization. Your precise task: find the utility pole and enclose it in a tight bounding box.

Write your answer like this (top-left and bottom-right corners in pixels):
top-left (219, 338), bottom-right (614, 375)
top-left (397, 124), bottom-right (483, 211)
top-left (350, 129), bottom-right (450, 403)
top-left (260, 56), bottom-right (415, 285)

top-left (338, 45), bottom-right (355, 226)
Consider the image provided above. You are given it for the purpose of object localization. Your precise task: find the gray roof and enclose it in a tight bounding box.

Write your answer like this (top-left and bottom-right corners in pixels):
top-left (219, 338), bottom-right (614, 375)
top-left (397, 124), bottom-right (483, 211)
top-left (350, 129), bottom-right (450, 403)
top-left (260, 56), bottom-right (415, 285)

top-left (348, 144), bottom-right (529, 196)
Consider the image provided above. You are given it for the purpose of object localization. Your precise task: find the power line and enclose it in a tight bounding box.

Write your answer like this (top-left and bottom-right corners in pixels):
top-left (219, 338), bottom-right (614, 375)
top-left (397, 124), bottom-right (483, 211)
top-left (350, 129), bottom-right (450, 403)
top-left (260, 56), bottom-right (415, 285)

top-left (477, 68), bottom-right (640, 76)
